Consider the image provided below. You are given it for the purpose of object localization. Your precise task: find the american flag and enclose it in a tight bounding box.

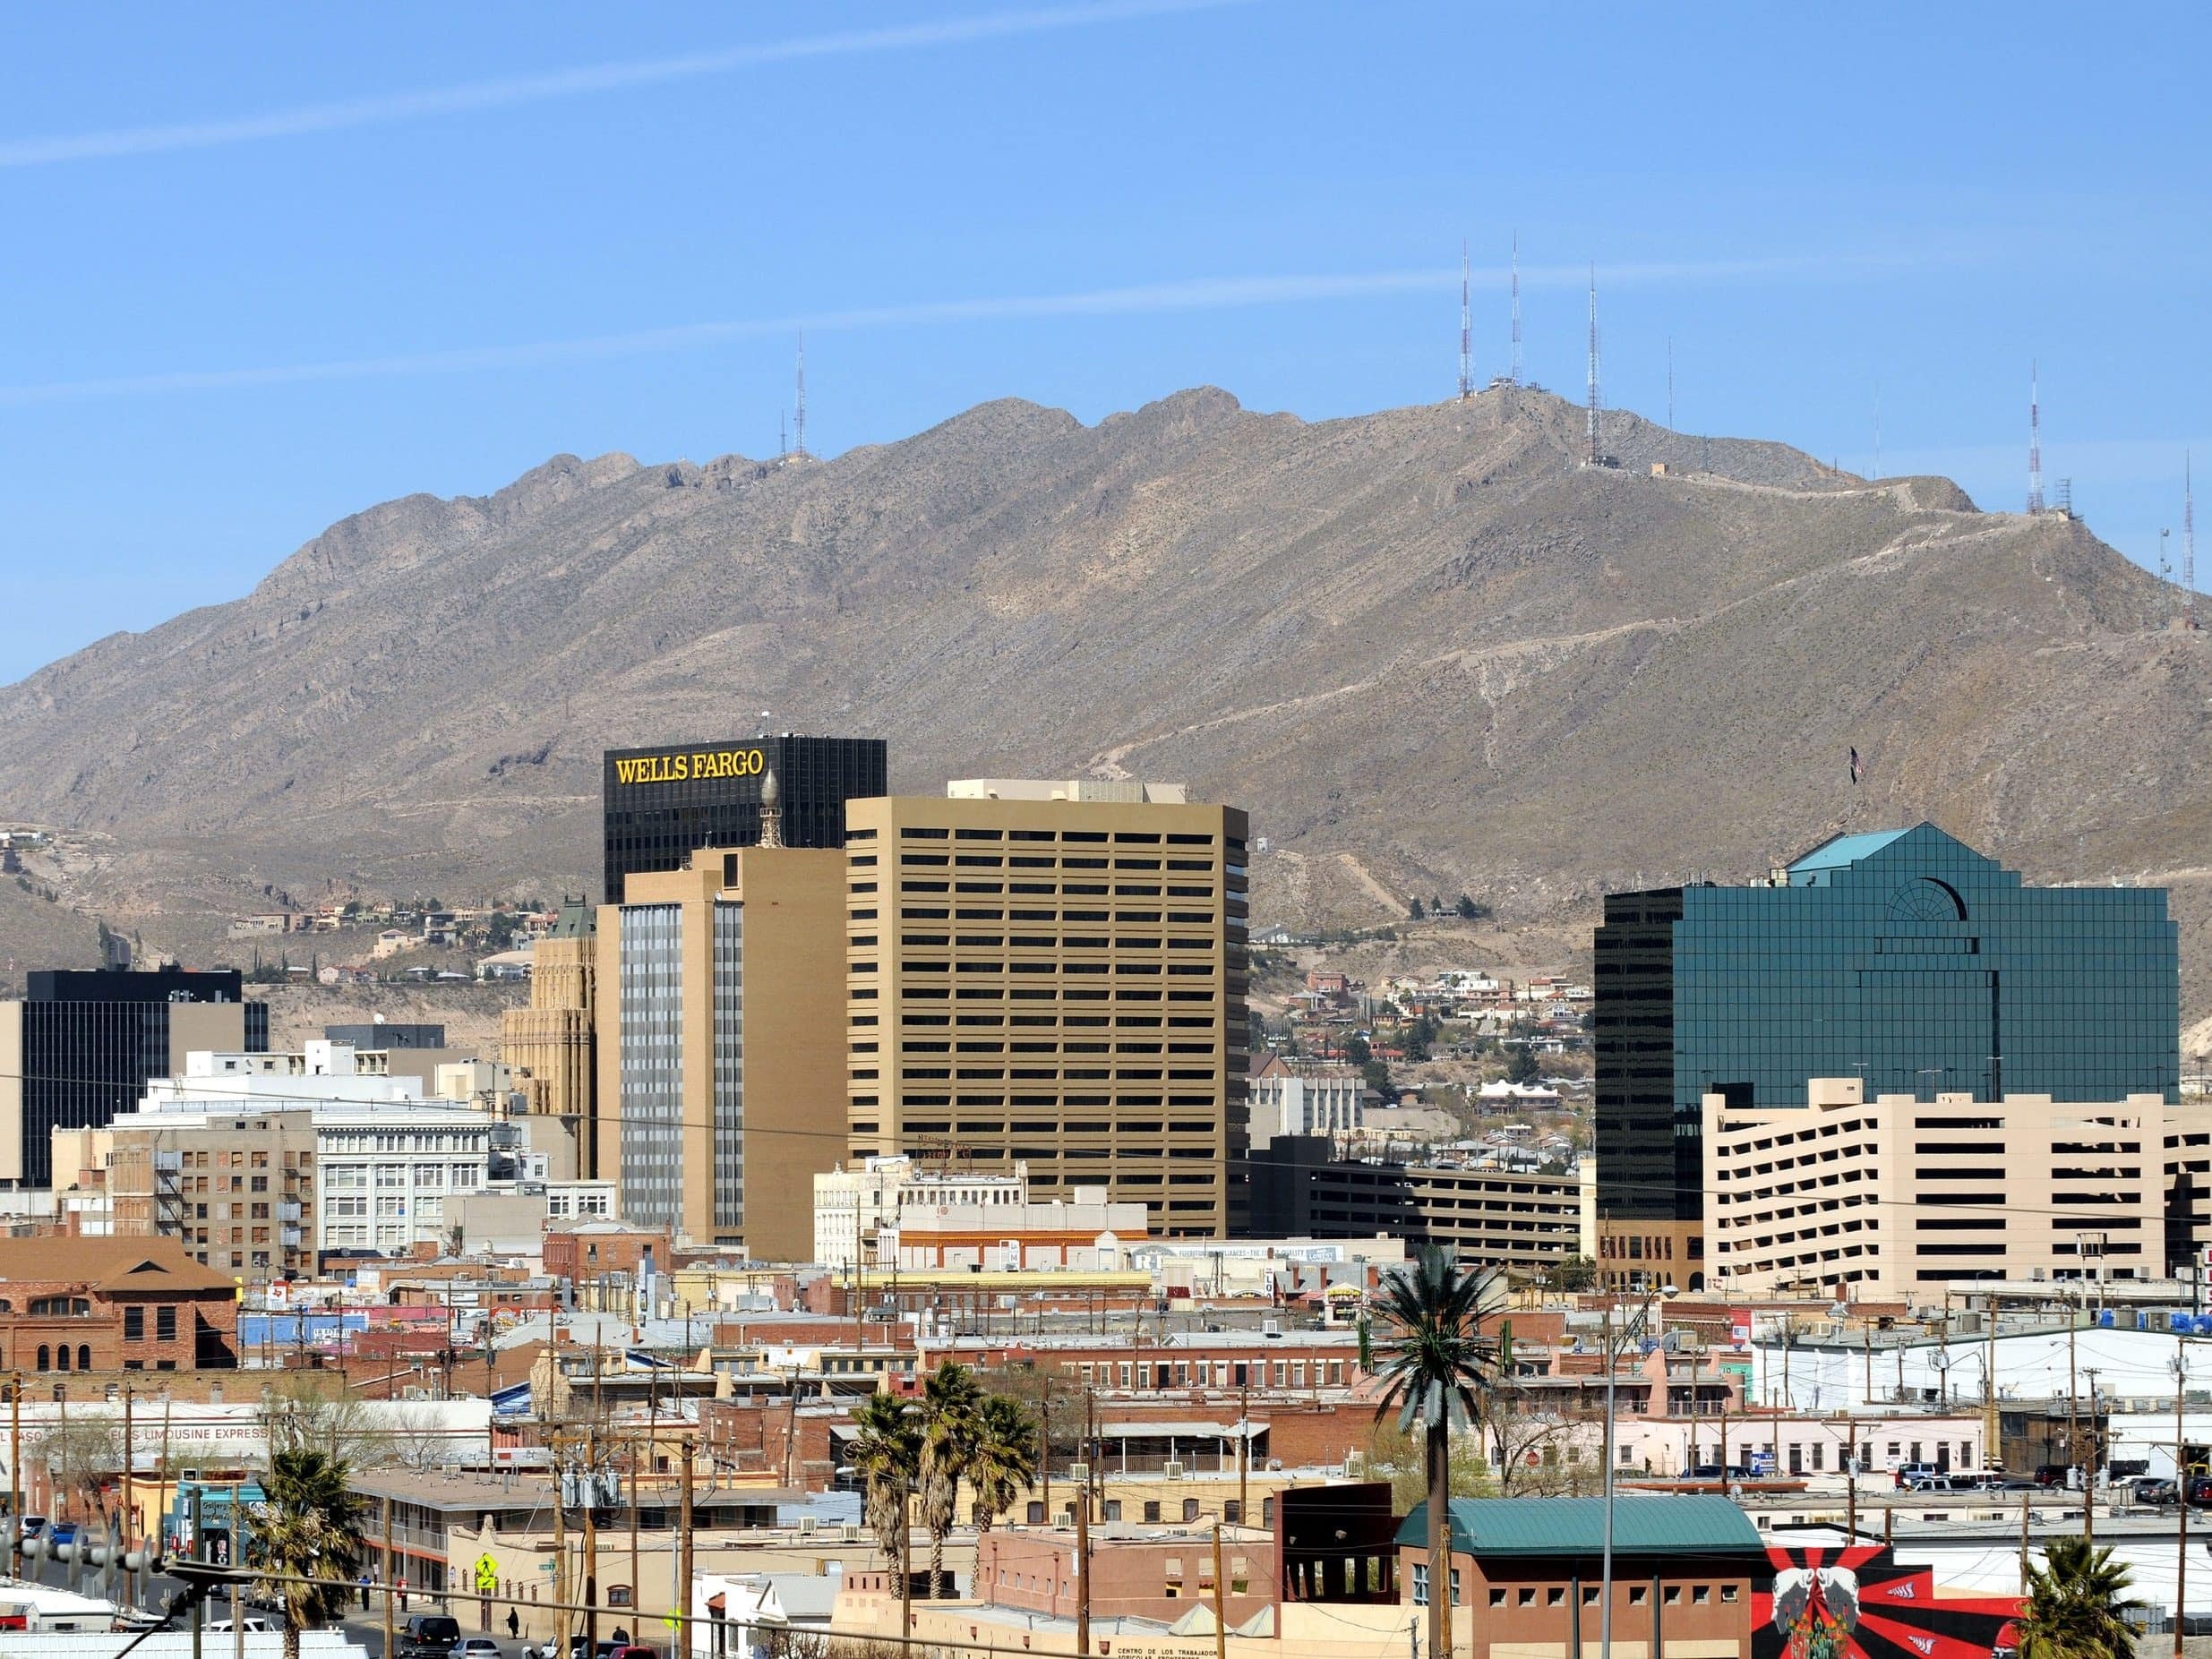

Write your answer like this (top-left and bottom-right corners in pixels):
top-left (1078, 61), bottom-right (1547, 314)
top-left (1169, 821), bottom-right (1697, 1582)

top-left (1848, 746), bottom-right (1864, 785)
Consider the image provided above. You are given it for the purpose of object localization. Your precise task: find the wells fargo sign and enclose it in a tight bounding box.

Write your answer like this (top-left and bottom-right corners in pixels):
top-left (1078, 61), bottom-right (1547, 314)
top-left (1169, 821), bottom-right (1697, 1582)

top-left (612, 748), bottom-right (767, 785)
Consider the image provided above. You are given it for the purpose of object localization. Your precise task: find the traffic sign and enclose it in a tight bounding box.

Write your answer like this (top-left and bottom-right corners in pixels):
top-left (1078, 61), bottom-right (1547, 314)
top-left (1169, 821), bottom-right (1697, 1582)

top-left (474, 1554), bottom-right (499, 1594)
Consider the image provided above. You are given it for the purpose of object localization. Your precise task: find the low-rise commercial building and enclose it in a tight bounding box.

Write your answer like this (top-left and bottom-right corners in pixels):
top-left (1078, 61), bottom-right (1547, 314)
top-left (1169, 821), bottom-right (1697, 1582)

top-left (1248, 1136), bottom-right (1582, 1275)
top-left (882, 1180), bottom-right (1148, 1270)
top-left (0, 1236), bottom-right (240, 1373)
top-left (812, 1155), bottom-right (1027, 1270)
top-left (104, 1042), bottom-right (500, 1275)
top-left (1704, 1076), bottom-right (2199, 1298)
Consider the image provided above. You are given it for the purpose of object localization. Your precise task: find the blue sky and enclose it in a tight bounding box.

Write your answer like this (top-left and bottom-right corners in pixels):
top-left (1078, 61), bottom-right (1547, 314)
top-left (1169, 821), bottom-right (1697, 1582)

top-left (1, 1), bottom-right (2207, 683)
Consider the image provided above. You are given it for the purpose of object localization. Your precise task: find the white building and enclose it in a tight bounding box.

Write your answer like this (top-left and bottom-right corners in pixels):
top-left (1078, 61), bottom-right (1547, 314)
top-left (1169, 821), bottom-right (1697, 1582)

top-left (1247, 1058), bottom-right (1363, 1147)
top-left (115, 1042), bottom-right (500, 1258)
top-left (811, 1154), bottom-right (1027, 1269)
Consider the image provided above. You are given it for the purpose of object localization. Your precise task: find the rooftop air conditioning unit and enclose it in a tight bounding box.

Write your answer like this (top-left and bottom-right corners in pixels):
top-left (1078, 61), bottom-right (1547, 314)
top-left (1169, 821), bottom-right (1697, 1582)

top-left (1164, 1460), bottom-right (1186, 1480)
top-left (798, 1516), bottom-right (819, 1535)
top-left (1262, 1319), bottom-right (1282, 1338)
top-left (1342, 1452), bottom-right (1366, 1478)
top-left (842, 1524), bottom-right (862, 1543)
top-left (1070, 1462), bottom-right (1091, 1483)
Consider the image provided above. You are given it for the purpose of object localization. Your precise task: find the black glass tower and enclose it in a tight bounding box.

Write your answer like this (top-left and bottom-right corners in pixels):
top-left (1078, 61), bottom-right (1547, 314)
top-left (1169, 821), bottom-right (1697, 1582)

top-left (6, 967), bottom-right (269, 1188)
top-left (1595, 823), bottom-right (2181, 1247)
top-left (601, 733), bottom-right (887, 903)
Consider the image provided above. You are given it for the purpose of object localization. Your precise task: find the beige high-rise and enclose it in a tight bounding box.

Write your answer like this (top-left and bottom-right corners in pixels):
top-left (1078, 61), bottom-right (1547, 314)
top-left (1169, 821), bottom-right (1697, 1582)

top-left (501, 902), bottom-right (596, 1178)
top-left (593, 844), bottom-right (848, 1259)
top-left (844, 784), bottom-right (1249, 1237)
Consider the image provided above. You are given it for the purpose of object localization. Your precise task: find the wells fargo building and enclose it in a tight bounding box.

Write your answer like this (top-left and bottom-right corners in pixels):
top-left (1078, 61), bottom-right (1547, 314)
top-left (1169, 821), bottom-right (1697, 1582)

top-left (601, 734), bottom-right (886, 902)
top-left (844, 782), bottom-right (1250, 1237)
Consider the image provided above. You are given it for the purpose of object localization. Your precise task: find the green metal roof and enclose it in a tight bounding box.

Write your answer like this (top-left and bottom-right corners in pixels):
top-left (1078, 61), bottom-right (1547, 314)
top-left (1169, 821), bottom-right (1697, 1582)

top-left (1787, 828), bottom-right (1911, 877)
top-left (1396, 1496), bottom-right (1762, 1557)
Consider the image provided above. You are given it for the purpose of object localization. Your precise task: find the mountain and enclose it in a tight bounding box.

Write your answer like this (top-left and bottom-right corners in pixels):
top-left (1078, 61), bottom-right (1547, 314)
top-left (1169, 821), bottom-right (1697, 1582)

top-left (4, 384), bottom-right (2210, 1028)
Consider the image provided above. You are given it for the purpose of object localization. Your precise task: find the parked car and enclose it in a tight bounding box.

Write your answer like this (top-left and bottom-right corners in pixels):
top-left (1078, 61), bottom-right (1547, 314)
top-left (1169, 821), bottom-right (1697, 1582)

top-left (13, 1516), bottom-right (43, 1542)
top-left (610, 1646), bottom-right (658, 1659)
top-left (1905, 1474), bottom-right (1959, 1492)
top-left (208, 1618), bottom-right (277, 1634)
top-left (2186, 1474), bottom-right (2212, 1507)
top-left (1893, 1463), bottom-right (1947, 1490)
top-left (399, 1615), bottom-right (465, 1659)
top-left (2131, 1477), bottom-right (2180, 1504)
top-left (448, 1640), bottom-right (504, 1659)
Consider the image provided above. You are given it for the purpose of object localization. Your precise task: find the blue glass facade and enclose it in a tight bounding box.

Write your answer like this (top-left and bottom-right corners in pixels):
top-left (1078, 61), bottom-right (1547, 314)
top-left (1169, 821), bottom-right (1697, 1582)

top-left (1595, 824), bottom-right (2181, 1233)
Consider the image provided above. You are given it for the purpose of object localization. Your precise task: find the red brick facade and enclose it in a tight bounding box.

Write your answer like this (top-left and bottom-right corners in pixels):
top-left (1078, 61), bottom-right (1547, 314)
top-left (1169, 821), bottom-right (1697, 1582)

top-left (0, 1237), bottom-right (240, 1373)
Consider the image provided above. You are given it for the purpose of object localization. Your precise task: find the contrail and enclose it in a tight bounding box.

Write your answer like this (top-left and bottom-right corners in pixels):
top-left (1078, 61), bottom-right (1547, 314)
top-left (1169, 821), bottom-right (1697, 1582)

top-left (0, 0), bottom-right (1250, 167)
top-left (0, 253), bottom-right (1933, 406)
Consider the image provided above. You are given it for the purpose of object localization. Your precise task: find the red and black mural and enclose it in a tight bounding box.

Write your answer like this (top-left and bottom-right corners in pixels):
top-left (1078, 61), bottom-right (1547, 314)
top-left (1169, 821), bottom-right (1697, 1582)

top-left (1754, 1543), bottom-right (2023, 1659)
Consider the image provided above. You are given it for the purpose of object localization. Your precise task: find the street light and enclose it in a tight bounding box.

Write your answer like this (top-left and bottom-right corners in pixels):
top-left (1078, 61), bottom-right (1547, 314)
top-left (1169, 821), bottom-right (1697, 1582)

top-left (1600, 1280), bottom-right (1678, 1659)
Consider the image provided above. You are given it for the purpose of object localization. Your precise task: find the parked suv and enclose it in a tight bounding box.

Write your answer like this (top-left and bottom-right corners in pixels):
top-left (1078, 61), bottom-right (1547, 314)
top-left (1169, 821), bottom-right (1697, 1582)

top-left (1893, 1463), bottom-right (1947, 1490)
top-left (399, 1615), bottom-right (464, 1659)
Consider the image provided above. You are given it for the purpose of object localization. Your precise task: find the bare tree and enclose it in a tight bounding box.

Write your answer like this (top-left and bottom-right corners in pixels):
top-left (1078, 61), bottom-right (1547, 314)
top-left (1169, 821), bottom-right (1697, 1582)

top-left (32, 1418), bottom-right (122, 1523)
top-left (260, 1375), bottom-right (381, 1466)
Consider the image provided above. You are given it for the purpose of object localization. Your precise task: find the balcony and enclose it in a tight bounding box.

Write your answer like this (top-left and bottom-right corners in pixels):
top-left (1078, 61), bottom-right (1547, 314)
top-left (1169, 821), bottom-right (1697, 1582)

top-left (278, 1202), bottom-right (303, 1222)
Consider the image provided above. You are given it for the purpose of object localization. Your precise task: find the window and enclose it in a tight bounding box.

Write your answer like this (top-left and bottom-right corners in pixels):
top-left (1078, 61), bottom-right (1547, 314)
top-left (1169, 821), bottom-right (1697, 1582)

top-left (1721, 1586), bottom-right (1740, 1603)
top-left (1517, 1588), bottom-right (1536, 1608)
top-left (1182, 1499), bottom-right (1200, 1523)
top-left (1143, 1501), bottom-right (1162, 1523)
top-left (1693, 1586), bottom-right (1712, 1605)
top-left (1629, 1587), bottom-right (1648, 1606)
top-left (1488, 1589), bottom-right (1507, 1609)
top-left (157, 1306), bottom-right (177, 1342)
top-left (1411, 1564), bottom-right (1430, 1607)
top-left (124, 1307), bottom-right (144, 1340)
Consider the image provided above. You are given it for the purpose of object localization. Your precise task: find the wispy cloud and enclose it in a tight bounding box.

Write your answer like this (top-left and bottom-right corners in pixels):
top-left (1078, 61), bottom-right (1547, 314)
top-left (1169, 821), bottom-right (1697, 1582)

top-left (0, 253), bottom-right (1933, 406)
top-left (0, 0), bottom-right (1247, 168)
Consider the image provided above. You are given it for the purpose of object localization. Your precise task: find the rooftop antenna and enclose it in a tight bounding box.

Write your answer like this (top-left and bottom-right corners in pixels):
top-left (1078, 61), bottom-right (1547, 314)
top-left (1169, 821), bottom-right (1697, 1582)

top-left (1584, 264), bottom-right (1600, 466)
top-left (778, 409), bottom-right (787, 460)
top-left (1458, 241), bottom-right (1473, 400)
top-left (793, 329), bottom-right (809, 459)
top-left (2027, 360), bottom-right (2045, 515)
top-left (1509, 231), bottom-right (1523, 387)
top-left (2187, 451), bottom-right (2199, 628)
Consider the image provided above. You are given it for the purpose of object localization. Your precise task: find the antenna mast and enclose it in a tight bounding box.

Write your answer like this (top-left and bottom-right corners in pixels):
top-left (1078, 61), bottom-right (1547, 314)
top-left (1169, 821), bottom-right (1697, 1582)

top-left (2189, 451), bottom-right (2199, 629)
top-left (1509, 231), bottom-right (1522, 387)
top-left (793, 329), bottom-right (809, 459)
top-left (2027, 360), bottom-right (2044, 514)
top-left (1585, 265), bottom-right (1600, 466)
top-left (1458, 241), bottom-right (1473, 400)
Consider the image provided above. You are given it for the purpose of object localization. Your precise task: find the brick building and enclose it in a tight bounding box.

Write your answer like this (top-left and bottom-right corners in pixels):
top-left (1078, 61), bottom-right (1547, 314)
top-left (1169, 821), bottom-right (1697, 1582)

top-left (541, 1219), bottom-right (673, 1285)
top-left (0, 1236), bottom-right (240, 1373)
top-left (1397, 1495), bottom-right (1764, 1659)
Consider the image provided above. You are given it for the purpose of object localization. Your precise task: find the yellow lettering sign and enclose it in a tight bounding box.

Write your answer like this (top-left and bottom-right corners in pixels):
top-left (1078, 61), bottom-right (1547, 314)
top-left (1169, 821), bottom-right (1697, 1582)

top-left (613, 749), bottom-right (765, 785)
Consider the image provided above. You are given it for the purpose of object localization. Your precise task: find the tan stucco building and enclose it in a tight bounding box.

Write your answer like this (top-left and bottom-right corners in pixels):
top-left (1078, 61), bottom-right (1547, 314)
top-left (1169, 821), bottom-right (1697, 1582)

top-left (1705, 1075), bottom-right (2207, 1298)
top-left (593, 843), bottom-right (848, 1259)
top-left (845, 784), bottom-right (1249, 1237)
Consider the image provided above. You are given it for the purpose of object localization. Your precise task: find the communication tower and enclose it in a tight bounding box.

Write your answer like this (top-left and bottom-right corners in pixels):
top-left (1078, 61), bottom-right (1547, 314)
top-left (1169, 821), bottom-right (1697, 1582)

top-left (1510, 231), bottom-right (1522, 387)
top-left (1458, 241), bottom-right (1473, 400)
top-left (1584, 265), bottom-right (1600, 466)
top-left (793, 330), bottom-right (810, 459)
top-left (2027, 361), bottom-right (2045, 515)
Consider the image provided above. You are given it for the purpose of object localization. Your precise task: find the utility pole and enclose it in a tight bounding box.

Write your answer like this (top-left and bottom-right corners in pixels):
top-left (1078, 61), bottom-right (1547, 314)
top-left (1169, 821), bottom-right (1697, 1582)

top-left (583, 1426), bottom-right (600, 1653)
top-left (1075, 1476), bottom-right (1091, 1657)
top-left (1844, 1409), bottom-right (1856, 1539)
top-left (551, 1441), bottom-right (570, 1659)
top-left (678, 1437), bottom-right (697, 1657)
top-left (1042, 1390), bottom-right (1052, 1523)
top-left (381, 1496), bottom-right (397, 1659)
top-left (1212, 1521), bottom-right (1229, 1659)
top-left (1238, 1383), bottom-right (1249, 1522)
top-left (2019, 1487), bottom-right (2030, 1595)
top-left (1984, 1290), bottom-right (2000, 1475)
top-left (120, 1382), bottom-right (133, 1610)
top-left (2083, 1367), bottom-right (2101, 1544)
top-left (2174, 1349), bottom-right (2189, 1658)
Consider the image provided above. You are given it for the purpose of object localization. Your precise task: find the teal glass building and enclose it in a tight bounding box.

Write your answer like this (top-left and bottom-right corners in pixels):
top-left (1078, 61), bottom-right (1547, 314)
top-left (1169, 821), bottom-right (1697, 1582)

top-left (1594, 824), bottom-right (2181, 1270)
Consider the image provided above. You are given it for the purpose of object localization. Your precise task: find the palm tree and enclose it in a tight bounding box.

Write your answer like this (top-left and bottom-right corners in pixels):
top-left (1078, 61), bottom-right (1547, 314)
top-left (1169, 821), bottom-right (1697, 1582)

top-left (916, 1363), bottom-right (984, 1599)
top-left (967, 1393), bottom-right (1041, 1536)
top-left (1372, 1248), bottom-right (1505, 1659)
top-left (246, 1448), bottom-right (366, 1659)
top-left (2015, 1535), bottom-right (2140, 1659)
top-left (849, 1390), bottom-right (921, 1619)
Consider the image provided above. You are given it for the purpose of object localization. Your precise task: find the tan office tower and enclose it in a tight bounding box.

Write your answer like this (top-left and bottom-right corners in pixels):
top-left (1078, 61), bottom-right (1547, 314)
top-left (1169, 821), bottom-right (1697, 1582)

top-left (501, 902), bottom-right (596, 1179)
top-left (593, 838), bottom-right (847, 1259)
top-left (845, 782), bottom-right (1249, 1237)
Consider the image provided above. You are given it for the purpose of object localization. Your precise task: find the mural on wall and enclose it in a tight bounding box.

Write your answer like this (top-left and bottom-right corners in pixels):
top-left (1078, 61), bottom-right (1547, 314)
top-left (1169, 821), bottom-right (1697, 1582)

top-left (1754, 1544), bottom-right (2021, 1659)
